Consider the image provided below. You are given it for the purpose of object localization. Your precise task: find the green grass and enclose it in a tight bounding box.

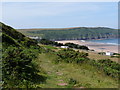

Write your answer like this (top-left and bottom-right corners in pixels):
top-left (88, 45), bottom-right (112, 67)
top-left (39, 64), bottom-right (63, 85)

top-left (36, 52), bottom-right (118, 88)
top-left (18, 30), bottom-right (43, 37)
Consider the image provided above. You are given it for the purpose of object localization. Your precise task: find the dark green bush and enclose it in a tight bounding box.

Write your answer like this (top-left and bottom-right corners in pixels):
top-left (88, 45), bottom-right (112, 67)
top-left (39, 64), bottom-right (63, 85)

top-left (89, 59), bottom-right (120, 78)
top-left (2, 46), bottom-right (43, 88)
top-left (75, 58), bottom-right (88, 64)
top-left (68, 78), bottom-right (77, 85)
top-left (56, 48), bottom-right (89, 64)
top-left (98, 52), bottom-right (105, 55)
top-left (1, 22), bottom-right (46, 88)
top-left (65, 43), bottom-right (89, 50)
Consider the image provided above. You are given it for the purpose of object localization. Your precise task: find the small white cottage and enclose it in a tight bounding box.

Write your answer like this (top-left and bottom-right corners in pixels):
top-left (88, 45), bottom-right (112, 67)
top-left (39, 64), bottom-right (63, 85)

top-left (61, 46), bottom-right (68, 49)
top-left (29, 36), bottom-right (39, 39)
top-left (106, 51), bottom-right (113, 56)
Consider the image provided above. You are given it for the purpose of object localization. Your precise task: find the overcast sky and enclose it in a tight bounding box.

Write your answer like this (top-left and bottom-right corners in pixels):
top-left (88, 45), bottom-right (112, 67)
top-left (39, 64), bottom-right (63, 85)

top-left (2, 2), bottom-right (118, 29)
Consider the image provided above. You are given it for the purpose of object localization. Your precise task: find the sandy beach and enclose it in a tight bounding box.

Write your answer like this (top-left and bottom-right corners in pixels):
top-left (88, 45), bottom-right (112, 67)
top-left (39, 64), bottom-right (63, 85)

top-left (56, 40), bottom-right (119, 53)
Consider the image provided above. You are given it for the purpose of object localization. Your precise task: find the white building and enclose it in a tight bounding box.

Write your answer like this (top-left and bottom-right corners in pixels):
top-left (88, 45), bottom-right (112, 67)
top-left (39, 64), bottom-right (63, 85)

top-left (61, 46), bottom-right (68, 49)
top-left (106, 51), bottom-right (113, 56)
top-left (29, 36), bottom-right (39, 39)
top-left (27, 36), bottom-right (42, 40)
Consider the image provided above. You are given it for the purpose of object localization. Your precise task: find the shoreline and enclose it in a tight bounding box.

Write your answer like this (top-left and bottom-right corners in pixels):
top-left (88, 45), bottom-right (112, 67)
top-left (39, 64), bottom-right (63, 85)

top-left (56, 40), bottom-right (119, 53)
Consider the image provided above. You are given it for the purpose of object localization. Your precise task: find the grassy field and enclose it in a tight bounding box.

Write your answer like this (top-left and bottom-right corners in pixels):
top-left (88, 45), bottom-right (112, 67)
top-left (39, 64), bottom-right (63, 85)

top-left (77, 50), bottom-right (119, 63)
top-left (17, 30), bottom-right (43, 37)
top-left (34, 52), bottom-right (118, 88)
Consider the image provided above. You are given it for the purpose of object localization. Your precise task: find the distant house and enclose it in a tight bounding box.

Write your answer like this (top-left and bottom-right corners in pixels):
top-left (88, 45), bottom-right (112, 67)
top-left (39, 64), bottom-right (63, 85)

top-left (61, 46), bottom-right (68, 49)
top-left (106, 51), bottom-right (113, 56)
top-left (27, 36), bottom-right (42, 40)
top-left (29, 36), bottom-right (39, 39)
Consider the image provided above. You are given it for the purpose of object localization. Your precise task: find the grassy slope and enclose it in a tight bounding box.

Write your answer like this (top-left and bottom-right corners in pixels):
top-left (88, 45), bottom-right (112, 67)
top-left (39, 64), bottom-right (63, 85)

top-left (36, 52), bottom-right (118, 88)
top-left (2, 22), bottom-right (118, 88)
top-left (1, 22), bottom-right (38, 48)
top-left (1, 22), bottom-right (44, 88)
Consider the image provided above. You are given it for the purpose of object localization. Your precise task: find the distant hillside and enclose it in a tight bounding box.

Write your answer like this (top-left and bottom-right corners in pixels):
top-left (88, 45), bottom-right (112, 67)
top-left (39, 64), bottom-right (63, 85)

top-left (18, 27), bottom-right (119, 40)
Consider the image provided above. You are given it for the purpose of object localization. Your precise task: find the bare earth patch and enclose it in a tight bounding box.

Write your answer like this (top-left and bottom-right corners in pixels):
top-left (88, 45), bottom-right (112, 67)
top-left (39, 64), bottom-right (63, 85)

top-left (58, 80), bottom-right (64, 81)
top-left (57, 83), bottom-right (68, 86)
top-left (56, 72), bottom-right (63, 76)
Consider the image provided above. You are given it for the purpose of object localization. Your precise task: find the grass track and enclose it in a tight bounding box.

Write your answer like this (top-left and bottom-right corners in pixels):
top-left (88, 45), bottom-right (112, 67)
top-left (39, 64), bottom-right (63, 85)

top-left (36, 53), bottom-right (118, 88)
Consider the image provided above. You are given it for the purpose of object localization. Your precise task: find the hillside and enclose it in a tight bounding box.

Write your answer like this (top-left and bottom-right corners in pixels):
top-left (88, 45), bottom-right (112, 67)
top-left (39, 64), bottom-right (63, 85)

top-left (1, 22), bottom-right (38, 48)
top-left (1, 22), bottom-right (46, 88)
top-left (37, 52), bottom-right (119, 88)
top-left (1, 23), bottom-right (120, 88)
top-left (34, 44), bottom-right (119, 88)
top-left (18, 27), bottom-right (119, 40)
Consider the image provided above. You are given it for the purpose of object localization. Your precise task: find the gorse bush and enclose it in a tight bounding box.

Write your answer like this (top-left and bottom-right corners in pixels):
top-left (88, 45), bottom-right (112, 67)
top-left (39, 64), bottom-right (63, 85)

top-left (56, 48), bottom-right (120, 79)
top-left (89, 59), bottom-right (120, 78)
top-left (2, 46), bottom-right (42, 88)
top-left (56, 48), bottom-right (89, 63)
top-left (68, 78), bottom-right (77, 85)
top-left (74, 58), bottom-right (88, 64)
top-left (97, 59), bottom-right (120, 78)
top-left (98, 59), bottom-right (120, 70)
top-left (65, 43), bottom-right (89, 50)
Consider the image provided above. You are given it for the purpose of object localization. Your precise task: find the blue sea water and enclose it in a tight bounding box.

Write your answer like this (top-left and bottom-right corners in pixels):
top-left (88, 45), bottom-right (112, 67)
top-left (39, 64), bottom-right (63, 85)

top-left (86, 38), bottom-right (120, 45)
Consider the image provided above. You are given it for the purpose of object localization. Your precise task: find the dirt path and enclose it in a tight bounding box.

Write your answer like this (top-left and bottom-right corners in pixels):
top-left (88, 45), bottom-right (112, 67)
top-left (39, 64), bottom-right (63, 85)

top-left (37, 53), bottom-right (69, 88)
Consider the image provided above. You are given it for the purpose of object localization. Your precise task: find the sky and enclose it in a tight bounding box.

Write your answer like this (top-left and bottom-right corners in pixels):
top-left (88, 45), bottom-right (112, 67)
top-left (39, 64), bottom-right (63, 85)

top-left (1, 2), bottom-right (118, 29)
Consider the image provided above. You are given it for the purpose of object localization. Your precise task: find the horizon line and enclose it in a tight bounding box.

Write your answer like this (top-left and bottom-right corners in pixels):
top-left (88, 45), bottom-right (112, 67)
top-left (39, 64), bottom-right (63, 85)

top-left (17, 26), bottom-right (116, 30)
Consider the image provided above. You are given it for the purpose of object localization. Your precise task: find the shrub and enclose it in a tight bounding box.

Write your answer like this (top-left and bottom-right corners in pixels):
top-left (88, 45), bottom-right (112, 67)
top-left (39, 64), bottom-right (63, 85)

top-left (2, 46), bottom-right (44, 88)
top-left (68, 78), bottom-right (77, 85)
top-left (98, 52), bottom-right (105, 55)
top-left (65, 43), bottom-right (89, 50)
top-left (56, 48), bottom-right (89, 63)
top-left (89, 59), bottom-right (120, 78)
top-left (75, 58), bottom-right (88, 64)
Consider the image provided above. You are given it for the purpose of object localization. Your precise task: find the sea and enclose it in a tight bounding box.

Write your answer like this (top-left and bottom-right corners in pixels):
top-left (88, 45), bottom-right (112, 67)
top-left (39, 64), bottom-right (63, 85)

top-left (86, 38), bottom-right (120, 45)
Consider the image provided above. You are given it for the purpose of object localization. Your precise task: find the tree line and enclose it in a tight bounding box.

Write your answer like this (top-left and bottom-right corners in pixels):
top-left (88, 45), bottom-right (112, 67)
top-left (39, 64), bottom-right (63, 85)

top-left (39, 39), bottom-right (89, 50)
top-left (27, 27), bottom-right (118, 40)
